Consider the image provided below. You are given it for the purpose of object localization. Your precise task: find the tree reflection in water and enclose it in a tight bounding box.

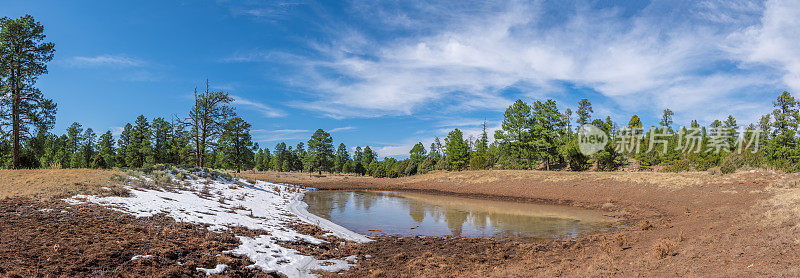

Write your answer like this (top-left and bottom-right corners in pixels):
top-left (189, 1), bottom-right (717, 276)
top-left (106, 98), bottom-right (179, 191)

top-left (304, 190), bottom-right (616, 238)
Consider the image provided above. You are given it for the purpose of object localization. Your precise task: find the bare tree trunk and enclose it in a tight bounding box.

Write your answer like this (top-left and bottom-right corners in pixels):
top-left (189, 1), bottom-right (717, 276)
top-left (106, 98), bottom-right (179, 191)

top-left (12, 91), bottom-right (20, 169)
top-left (11, 68), bottom-right (20, 169)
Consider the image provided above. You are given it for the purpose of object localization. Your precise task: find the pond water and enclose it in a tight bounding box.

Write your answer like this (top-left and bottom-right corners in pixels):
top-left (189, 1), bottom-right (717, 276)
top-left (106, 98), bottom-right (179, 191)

top-left (304, 190), bottom-right (617, 238)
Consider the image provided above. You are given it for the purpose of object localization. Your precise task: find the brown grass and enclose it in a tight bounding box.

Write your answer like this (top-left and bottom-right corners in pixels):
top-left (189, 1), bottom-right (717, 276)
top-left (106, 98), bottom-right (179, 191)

top-left (0, 169), bottom-right (124, 200)
top-left (652, 239), bottom-right (676, 259)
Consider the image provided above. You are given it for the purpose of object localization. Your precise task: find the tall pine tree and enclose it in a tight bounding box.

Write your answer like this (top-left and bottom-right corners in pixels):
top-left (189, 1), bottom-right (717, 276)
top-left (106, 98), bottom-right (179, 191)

top-left (307, 129), bottom-right (334, 175)
top-left (0, 15), bottom-right (56, 169)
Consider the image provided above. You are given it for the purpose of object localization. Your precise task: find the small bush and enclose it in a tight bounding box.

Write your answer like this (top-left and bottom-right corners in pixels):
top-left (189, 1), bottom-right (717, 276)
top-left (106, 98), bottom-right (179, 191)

top-left (663, 159), bottom-right (690, 172)
top-left (653, 239), bottom-right (676, 259)
top-left (469, 155), bottom-right (490, 170)
top-left (720, 153), bottom-right (744, 174)
top-left (372, 166), bottom-right (387, 178)
top-left (418, 157), bottom-right (436, 174)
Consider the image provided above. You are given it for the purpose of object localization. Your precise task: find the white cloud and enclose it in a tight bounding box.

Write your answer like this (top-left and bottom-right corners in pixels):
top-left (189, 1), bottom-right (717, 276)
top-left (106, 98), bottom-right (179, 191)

top-left (372, 144), bottom-right (415, 158)
top-left (110, 126), bottom-right (124, 137)
top-left (727, 0), bottom-right (800, 92)
top-left (68, 54), bottom-right (145, 68)
top-left (232, 95), bottom-right (286, 118)
top-left (251, 129), bottom-right (309, 143)
top-left (329, 126), bottom-right (356, 133)
top-left (234, 0), bottom-right (793, 125)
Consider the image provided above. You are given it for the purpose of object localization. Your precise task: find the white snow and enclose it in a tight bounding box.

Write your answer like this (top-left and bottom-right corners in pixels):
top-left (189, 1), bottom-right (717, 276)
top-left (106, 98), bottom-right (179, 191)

top-left (197, 264), bottom-right (228, 275)
top-left (65, 173), bottom-right (368, 278)
top-left (130, 255), bottom-right (153, 261)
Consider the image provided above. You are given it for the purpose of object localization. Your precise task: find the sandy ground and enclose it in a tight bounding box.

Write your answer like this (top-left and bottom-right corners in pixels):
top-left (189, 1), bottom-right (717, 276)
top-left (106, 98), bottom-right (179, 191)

top-left (241, 169), bottom-right (800, 277)
top-left (2, 169), bottom-right (799, 277)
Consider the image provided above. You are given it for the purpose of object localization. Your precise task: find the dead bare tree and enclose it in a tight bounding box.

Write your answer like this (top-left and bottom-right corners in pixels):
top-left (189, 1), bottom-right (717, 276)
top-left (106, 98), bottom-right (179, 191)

top-left (180, 80), bottom-right (234, 168)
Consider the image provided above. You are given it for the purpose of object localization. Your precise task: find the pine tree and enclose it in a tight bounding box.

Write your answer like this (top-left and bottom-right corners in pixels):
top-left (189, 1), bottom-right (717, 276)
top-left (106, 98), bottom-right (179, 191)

top-left (354, 146), bottom-right (363, 163)
top-left (169, 117), bottom-right (191, 165)
top-left (38, 132), bottom-right (61, 168)
top-left (628, 115), bottom-right (642, 129)
top-left (723, 115), bottom-right (738, 150)
top-left (307, 129), bottom-right (334, 175)
top-left (261, 146), bottom-right (271, 170)
top-left (218, 117), bottom-right (255, 172)
top-left (445, 129), bottom-right (469, 170)
top-left (765, 91), bottom-right (799, 171)
top-left (255, 148), bottom-right (265, 171)
top-left (563, 108), bottom-right (573, 135)
top-left (65, 122), bottom-right (83, 168)
top-left (334, 143), bottom-right (349, 173)
top-left (126, 115), bottom-right (151, 168)
top-left (495, 99), bottom-right (533, 168)
top-left (660, 109), bottom-right (674, 130)
top-left (362, 146), bottom-right (377, 166)
top-left (116, 123), bottom-right (132, 167)
top-left (0, 15), bottom-right (57, 169)
top-left (98, 130), bottom-right (115, 168)
top-left (576, 99), bottom-right (593, 125)
top-left (294, 142), bottom-right (306, 171)
top-left (273, 142), bottom-right (288, 171)
top-left (81, 128), bottom-right (96, 168)
top-left (476, 121), bottom-right (489, 156)
top-left (531, 99), bottom-right (564, 170)
top-left (410, 142), bottom-right (427, 165)
top-left (151, 117), bottom-right (172, 164)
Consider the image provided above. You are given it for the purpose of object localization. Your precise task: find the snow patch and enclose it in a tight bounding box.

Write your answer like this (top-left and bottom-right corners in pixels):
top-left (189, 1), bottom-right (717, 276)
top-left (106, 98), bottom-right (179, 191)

top-left (197, 264), bottom-right (227, 275)
top-left (130, 255), bottom-right (153, 261)
top-left (66, 175), bottom-right (367, 277)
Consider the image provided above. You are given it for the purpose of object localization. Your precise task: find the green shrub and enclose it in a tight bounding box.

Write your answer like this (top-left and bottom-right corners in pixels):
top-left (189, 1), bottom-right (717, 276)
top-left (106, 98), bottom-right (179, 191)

top-left (720, 153), bottom-right (744, 174)
top-left (418, 157), bottom-right (436, 174)
top-left (403, 162), bottom-right (417, 176)
top-left (372, 166), bottom-right (387, 178)
top-left (663, 159), bottom-right (690, 172)
top-left (90, 154), bottom-right (107, 169)
top-left (469, 155), bottom-right (490, 170)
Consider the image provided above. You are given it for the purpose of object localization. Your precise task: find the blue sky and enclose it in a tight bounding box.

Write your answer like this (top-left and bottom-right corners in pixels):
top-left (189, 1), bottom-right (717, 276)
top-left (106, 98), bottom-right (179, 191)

top-left (2, 0), bottom-right (798, 157)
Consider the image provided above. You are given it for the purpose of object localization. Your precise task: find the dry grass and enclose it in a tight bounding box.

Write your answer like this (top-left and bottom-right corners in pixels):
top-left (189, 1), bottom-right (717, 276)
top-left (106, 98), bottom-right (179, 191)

top-left (404, 169), bottom-right (768, 190)
top-left (0, 169), bottom-right (125, 200)
top-left (762, 187), bottom-right (800, 242)
top-left (652, 239), bottom-right (676, 259)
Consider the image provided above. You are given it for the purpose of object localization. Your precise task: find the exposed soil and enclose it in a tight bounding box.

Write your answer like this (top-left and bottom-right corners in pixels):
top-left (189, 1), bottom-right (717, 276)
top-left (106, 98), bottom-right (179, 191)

top-left (0, 197), bottom-right (272, 278)
top-left (243, 169), bottom-right (800, 277)
top-left (2, 169), bottom-right (799, 277)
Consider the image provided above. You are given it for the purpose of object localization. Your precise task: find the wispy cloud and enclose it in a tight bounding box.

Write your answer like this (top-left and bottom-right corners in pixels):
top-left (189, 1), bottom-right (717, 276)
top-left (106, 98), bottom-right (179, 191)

top-left (67, 54), bottom-right (145, 68)
top-left (329, 126), bottom-right (356, 133)
top-left (220, 50), bottom-right (273, 63)
top-left (230, 0), bottom-right (792, 125)
top-left (251, 129), bottom-right (309, 143)
top-left (223, 1), bottom-right (304, 21)
top-left (232, 95), bottom-right (286, 118)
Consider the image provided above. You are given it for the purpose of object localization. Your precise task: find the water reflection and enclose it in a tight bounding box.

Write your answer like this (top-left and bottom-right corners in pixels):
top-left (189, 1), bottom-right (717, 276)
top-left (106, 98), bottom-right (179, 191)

top-left (305, 190), bottom-right (616, 238)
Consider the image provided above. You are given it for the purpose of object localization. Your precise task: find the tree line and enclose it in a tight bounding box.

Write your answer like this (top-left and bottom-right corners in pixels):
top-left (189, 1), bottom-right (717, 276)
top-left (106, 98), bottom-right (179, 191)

top-left (2, 15), bottom-right (798, 176)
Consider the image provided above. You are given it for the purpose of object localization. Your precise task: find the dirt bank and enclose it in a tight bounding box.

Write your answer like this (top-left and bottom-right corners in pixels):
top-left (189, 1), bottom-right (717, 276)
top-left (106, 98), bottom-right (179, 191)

top-left (242, 170), bottom-right (800, 276)
top-left (2, 169), bottom-right (798, 277)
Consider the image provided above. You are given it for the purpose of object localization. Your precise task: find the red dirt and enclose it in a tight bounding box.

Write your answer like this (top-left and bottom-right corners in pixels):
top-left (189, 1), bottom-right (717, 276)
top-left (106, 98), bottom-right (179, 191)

top-left (2, 169), bottom-right (799, 277)
top-left (0, 197), bottom-right (272, 278)
top-left (244, 169), bottom-right (800, 277)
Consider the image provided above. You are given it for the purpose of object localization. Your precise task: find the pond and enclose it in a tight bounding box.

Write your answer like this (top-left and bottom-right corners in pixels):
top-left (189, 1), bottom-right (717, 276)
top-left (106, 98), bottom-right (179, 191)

top-left (304, 190), bottom-right (617, 239)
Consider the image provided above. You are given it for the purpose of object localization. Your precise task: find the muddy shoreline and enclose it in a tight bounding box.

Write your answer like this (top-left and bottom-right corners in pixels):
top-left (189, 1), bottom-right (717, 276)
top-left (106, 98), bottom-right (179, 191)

top-left (1, 169), bottom-right (799, 277)
top-left (242, 169), bottom-right (800, 276)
